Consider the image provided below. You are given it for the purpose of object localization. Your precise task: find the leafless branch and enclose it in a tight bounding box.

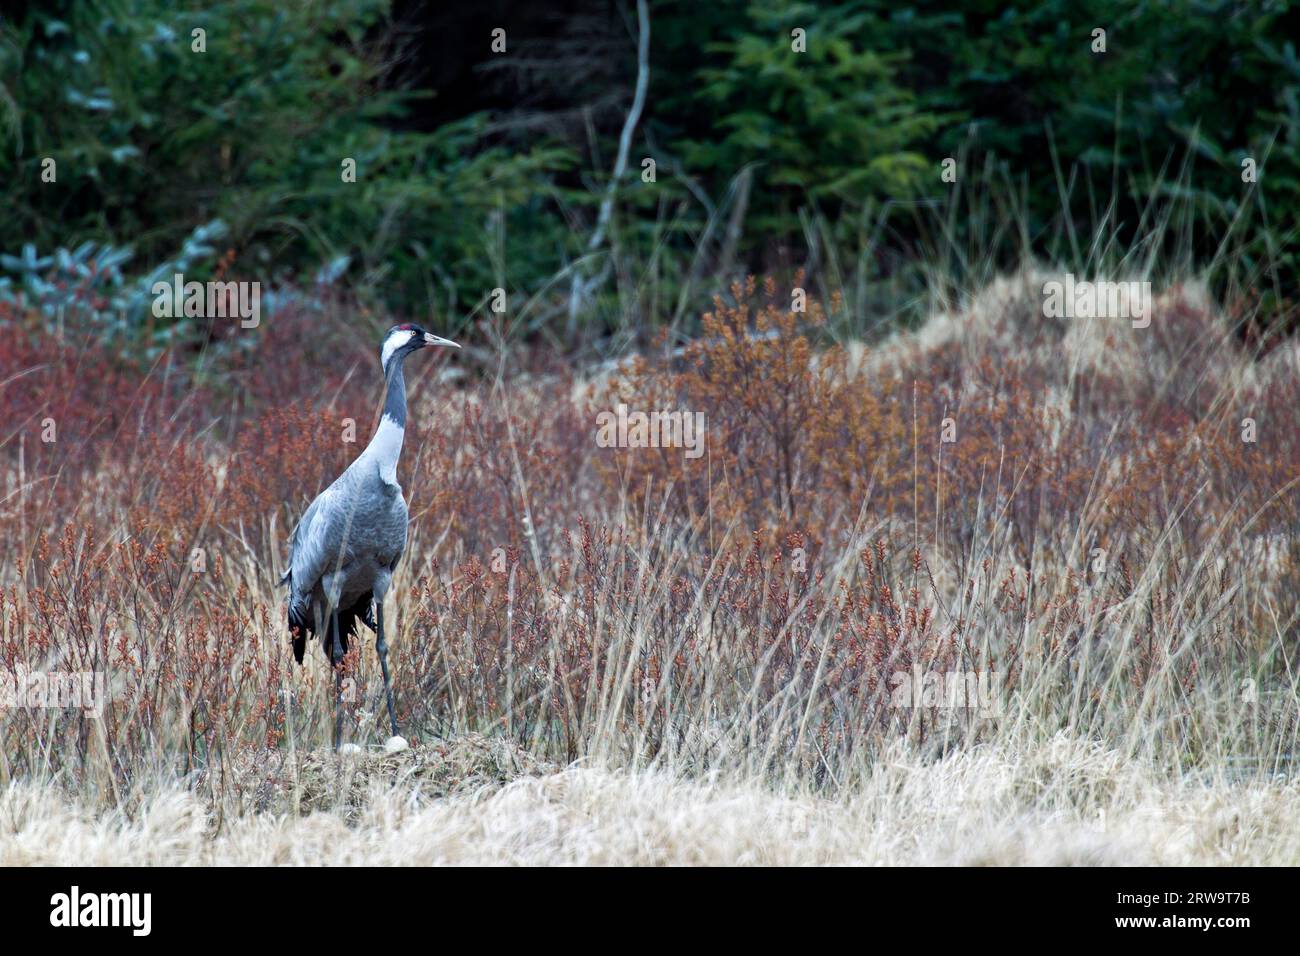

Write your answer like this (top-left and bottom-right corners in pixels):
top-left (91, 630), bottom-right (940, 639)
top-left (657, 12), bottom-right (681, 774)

top-left (567, 0), bottom-right (650, 336)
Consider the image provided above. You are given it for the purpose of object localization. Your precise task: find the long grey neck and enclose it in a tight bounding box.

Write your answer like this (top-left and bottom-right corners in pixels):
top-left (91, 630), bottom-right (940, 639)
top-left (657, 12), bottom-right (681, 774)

top-left (382, 356), bottom-right (407, 428)
top-left (363, 355), bottom-right (408, 484)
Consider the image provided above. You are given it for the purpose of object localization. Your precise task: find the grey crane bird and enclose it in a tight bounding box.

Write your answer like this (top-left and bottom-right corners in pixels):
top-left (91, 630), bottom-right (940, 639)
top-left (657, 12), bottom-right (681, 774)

top-left (280, 323), bottom-right (459, 749)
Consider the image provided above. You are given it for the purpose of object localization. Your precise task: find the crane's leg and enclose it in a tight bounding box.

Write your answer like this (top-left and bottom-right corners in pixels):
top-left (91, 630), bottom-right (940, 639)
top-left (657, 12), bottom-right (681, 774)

top-left (375, 601), bottom-right (400, 737)
top-left (331, 606), bottom-right (345, 750)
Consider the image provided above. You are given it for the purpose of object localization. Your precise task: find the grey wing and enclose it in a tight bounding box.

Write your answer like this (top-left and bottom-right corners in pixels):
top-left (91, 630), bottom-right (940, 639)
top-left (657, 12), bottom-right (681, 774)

top-left (281, 485), bottom-right (354, 599)
top-left (389, 496), bottom-right (409, 567)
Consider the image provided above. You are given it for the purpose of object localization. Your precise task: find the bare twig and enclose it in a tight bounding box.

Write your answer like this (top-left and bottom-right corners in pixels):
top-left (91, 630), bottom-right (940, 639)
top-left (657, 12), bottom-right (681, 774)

top-left (567, 0), bottom-right (651, 338)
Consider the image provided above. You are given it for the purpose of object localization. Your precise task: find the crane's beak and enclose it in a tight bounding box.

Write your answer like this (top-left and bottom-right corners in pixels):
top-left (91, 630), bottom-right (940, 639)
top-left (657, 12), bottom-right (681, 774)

top-left (423, 332), bottom-right (460, 349)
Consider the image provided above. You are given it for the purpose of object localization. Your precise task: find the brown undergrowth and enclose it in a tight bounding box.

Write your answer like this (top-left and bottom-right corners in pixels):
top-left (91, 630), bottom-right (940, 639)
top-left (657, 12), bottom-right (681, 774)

top-left (0, 274), bottom-right (1296, 819)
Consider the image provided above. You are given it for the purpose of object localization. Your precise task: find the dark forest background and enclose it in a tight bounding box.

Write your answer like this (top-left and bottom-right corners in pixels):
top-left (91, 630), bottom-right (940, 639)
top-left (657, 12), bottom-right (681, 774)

top-left (2, 0), bottom-right (1298, 355)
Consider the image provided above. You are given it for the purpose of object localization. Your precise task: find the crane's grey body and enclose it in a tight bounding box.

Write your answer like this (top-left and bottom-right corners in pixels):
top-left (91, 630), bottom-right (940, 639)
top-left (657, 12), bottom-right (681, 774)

top-left (283, 450), bottom-right (407, 641)
top-left (280, 324), bottom-right (459, 747)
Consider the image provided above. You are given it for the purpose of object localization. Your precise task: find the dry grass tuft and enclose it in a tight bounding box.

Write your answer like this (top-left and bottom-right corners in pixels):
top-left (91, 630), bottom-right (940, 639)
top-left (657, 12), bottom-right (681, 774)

top-left (219, 733), bottom-right (557, 818)
top-left (4, 733), bottom-right (1298, 866)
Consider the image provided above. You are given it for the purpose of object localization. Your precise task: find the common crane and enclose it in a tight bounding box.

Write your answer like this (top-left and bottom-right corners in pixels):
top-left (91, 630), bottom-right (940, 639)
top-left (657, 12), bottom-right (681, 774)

top-left (280, 323), bottom-right (459, 750)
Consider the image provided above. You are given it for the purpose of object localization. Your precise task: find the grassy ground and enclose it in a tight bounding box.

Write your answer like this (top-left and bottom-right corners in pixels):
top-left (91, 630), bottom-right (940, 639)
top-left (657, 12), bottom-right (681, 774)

top-left (5, 734), bottom-right (1299, 865)
top-left (1, 270), bottom-right (1297, 864)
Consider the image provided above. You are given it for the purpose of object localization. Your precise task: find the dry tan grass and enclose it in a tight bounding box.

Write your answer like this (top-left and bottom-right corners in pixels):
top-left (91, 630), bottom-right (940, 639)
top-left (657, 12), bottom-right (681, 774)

top-left (3, 733), bottom-right (1296, 865)
top-left (216, 732), bottom-right (557, 817)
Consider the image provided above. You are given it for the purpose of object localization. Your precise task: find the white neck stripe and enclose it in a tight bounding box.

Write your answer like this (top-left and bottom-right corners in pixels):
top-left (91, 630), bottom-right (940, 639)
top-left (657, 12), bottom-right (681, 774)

top-left (381, 329), bottom-right (415, 371)
top-left (361, 413), bottom-right (405, 485)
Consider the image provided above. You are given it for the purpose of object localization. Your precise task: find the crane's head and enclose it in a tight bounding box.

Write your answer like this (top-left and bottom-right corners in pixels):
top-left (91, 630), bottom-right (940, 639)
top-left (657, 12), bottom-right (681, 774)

top-left (381, 323), bottom-right (460, 374)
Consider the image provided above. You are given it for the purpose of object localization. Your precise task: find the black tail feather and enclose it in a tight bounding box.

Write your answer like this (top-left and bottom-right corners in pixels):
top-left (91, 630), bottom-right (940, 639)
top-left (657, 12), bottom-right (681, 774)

top-left (288, 598), bottom-right (309, 664)
top-left (287, 590), bottom-right (373, 665)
